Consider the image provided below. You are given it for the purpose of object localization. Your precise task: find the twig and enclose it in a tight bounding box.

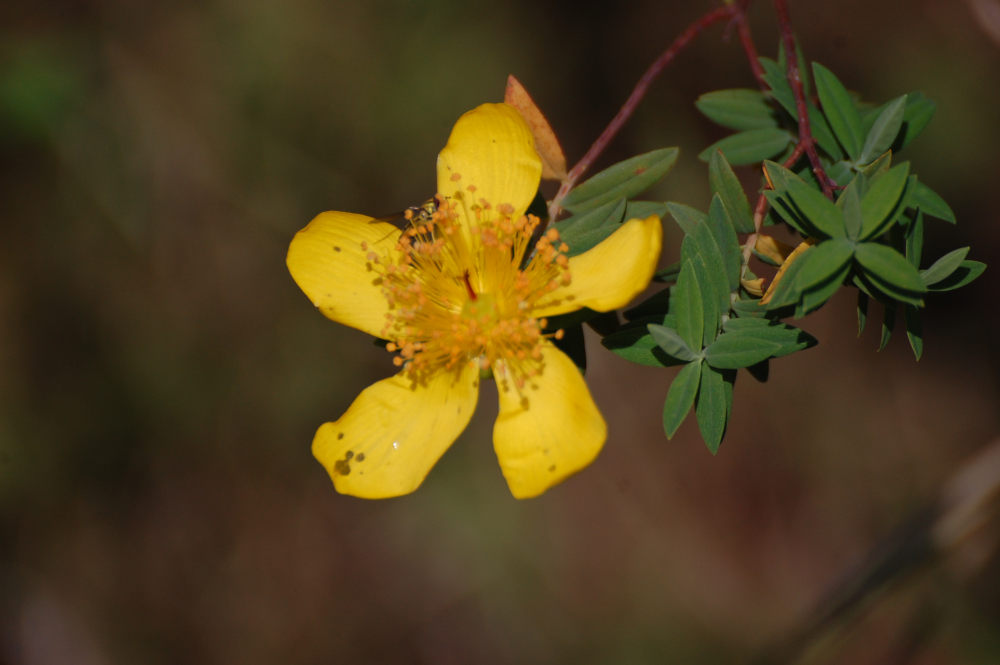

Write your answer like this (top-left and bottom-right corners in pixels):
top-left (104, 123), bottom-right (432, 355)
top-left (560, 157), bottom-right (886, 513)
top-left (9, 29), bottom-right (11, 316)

top-left (732, 0), bottom-right (769, 91)
top-left (547, 4), bottom-right (738, 222)
top-left (773, 0), bottom-right (836, 199)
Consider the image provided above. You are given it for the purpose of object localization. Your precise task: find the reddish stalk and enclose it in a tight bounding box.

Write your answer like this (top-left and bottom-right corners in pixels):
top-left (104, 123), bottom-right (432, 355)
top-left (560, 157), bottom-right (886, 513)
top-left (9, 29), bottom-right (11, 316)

top-left (732, 0), bottom-right (768, 91)
top-left (773, 0), bottom-right (836, 199)
top-left (548, 4), bottom-right (738, 221)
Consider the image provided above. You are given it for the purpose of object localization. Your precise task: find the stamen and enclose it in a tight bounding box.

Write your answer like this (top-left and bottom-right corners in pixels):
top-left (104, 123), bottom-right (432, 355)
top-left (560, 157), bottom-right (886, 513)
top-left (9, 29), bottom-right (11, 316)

top-left (371, 193), bottom-right (571, 389)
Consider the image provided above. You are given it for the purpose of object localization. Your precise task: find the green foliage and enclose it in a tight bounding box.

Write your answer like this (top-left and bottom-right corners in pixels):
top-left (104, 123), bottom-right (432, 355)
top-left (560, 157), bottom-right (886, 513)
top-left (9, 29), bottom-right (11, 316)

top-left (561, 148), bottom-right (678, 213)
top-left (587, 49), bottom-right (984, 454)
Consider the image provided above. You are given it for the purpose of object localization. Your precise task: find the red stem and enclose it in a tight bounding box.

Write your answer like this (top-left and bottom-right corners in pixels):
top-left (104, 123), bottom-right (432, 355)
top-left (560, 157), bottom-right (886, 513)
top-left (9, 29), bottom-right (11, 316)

top-left (773, 0), bottom-right (835, 199)
top-left (548, 4), bottom-right (738, 221)
top-left (732, 0), bottom-right (768, 91)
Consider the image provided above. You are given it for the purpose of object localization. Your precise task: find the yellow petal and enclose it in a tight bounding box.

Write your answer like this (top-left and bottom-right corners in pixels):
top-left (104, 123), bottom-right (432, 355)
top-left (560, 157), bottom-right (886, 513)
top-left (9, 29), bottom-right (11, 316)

top-left (493, 343), bottom-right (606, 499)
top-left (313, 363), bottom-right (480, 499)
top-left (287, 211), bottom-right (400, 338)
top-left (533, 215), bottom-right (663, 318)
top-left (437, 103), bottom-right (542, 218)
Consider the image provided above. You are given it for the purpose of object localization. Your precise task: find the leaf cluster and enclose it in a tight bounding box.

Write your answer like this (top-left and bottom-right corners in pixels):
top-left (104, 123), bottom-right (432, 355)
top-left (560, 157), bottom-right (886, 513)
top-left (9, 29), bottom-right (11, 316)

top-left (548, 48), bottom-right (984, 454)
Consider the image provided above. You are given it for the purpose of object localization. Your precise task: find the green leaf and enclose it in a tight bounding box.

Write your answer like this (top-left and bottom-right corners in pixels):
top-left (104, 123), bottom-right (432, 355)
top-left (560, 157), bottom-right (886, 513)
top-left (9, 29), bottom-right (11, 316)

top-left (706, 194), bottom-right (743, 291)
top-left (904, 305), bottom-right (923, 361)
top-left (925, 259), bottom-right (986, 292)
top-left (855, 242), bottom-right (927, 297)
top-left (759, 58), bottom-right (842, 159)
top-left (813, 63), bottom-right (864, 159)
top-left (919, 246), bottom-right (970, 286)
top-left (765, 190), bottom-right (810, 237)
top-left (686, 232), bottom-right (726, 346)
top-left (704, 331), bottom-right (782, 369)
top-left (797, 260), bottom-right (851, 316)
top-left (648, 323), bottom-right (699, 362)
top-left (785, 177), bottom-right (845, 238)
top-left (662, 360), bottom-right (702, 438)
top-left (698, 128), bottom-right (792, 166)
top-left (695, 88), bottom-right (780, 130)
top-left (907, 179), bottom-right (955, 223)
top-left (665, 202), bottom-right (707, 235)
top-left (696, 363), bottom-right (729, 454)
top-left (858, 151), bottom-right (892, 179)
top-left (858, 94), bottom-right (906, 164)
top-left (905, 211), bottom-right (924, 268)
top-left (625, 200), bottom-right (670, 221)
top-left (555, 198), bottom-right (626, 256)
top-left (880, 304), bottom-right (896, 351)
top-left (764, 248), bottom-right (812, 309)
top-left (603, 326), bottom-right (685, 368)
top-left (794, 238), bottom-right (855, 292)
top-left (721, 317), bottom-right (817, 357)
top-left (562, 148), bottom-right (679, 213)
top-left (708, 150), bottom-right (754, 233)
top-left (674, 259), bottom-right (705, 351)
top-left (840, 180), bottom-right (863, 240)
top-left (857, 291), bottom-right (869, 335)
top-left (897, 92), bottom-right (936, 150)
top-left (762, 159), bottom-right (801, 191)
top-left (859, 163), bottom-right (910, 240)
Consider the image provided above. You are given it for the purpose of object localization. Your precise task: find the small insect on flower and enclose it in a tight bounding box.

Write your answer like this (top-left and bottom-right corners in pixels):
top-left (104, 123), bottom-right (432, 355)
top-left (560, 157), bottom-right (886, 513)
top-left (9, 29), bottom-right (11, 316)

top-left (370, 197), bottom-right (440, 231)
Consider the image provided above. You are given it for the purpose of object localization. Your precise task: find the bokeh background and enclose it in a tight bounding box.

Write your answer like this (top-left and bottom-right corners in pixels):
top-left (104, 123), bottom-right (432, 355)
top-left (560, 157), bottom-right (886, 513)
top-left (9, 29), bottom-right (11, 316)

top-left (2, 1), bottom-right (999, 663)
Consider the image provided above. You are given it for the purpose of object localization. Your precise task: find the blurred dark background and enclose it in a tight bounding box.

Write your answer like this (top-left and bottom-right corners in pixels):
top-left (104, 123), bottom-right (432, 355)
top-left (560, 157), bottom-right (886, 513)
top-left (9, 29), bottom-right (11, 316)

top-left (2, 1), bottom-right (999, 663)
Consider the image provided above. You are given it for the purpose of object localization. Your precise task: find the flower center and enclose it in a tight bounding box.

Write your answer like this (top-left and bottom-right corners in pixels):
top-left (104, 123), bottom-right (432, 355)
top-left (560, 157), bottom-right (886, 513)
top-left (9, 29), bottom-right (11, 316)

top-left (367, 189), bottom-right (571, 388)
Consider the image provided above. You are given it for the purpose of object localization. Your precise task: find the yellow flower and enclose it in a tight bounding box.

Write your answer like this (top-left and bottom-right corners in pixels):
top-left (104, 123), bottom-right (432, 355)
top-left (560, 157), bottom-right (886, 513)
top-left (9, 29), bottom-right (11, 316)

top-left (287, 103), bottom-right (662, 499)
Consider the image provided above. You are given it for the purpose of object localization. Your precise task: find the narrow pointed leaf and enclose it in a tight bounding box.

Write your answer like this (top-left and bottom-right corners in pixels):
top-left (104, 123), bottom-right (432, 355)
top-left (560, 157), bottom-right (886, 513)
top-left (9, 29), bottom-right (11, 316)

top-left (786, 177), bottom-right (845, 239)
top-left (698, 128), bottom-right (792, 166)
top-left (840, 180), bottom-right (863, 240)
top-left (904, 305), bottom-right (923, 360)
top-left (555, 198), bottom-right (626, 256)
top-left (709, 151), bottom-right (754, 233)
top-left (666, 202), bottom-right (707, 235)
top-left (857, 291), bottom-right (869, 335)
top-left (695, 89), bottom-right (780, 130)
top-left (662, 360), bottom-right (702, 438)
top-left (859, 163), bottom-right (911, 240)
top-left (706, 194), bottom-right (743, 290)
top-left (905, 211), bottom-right (924, 268)
top-left (919, 246), bottom-right (970, 286)
top-left (696, 363), bottom-right (729, 454)
top-left (879, 304), bottom-right (896, 351)
top-left (721, 317), bottom-right (817, 357)
top-left (794, 238), bottom-right (854, 291)
top-left (813, 63), bottom-right (864, 159)
top-left (907, 179), bottom-right (955, 223)
top-left (897, 92), bottom-right (936, 150)
top-left (925, 260), bottom-right (986, 292)
top-left (675, 258), bottom-right (705, 351)
top-left (562, 148), bottom-right (679, 213)
top-left (858, 94), bottom-right (906, 164)
top-left (855, 242), bottom-right (926, 295)
top-left (704, 331), bottom-right (782, 369)
top-left (648, 324), bottom-right (699, 362)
